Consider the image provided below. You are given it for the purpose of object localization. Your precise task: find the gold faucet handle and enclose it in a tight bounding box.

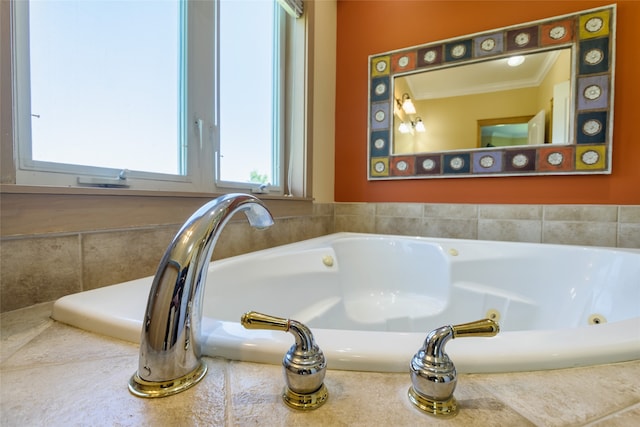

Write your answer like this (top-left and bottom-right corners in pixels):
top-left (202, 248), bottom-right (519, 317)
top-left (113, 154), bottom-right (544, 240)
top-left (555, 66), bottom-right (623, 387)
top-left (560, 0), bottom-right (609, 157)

top-left (451, 318), bottom-right (499, 338)
top-left (241, 311), bottom-right (290, 332)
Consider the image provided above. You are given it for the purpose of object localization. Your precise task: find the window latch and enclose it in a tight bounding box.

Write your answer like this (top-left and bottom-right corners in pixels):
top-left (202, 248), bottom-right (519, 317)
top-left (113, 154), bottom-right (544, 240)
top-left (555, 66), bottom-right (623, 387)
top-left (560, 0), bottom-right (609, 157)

top-left (251, 183), bottom-right (269, 194)
top-left (77, 169), bottom-right (130, 188)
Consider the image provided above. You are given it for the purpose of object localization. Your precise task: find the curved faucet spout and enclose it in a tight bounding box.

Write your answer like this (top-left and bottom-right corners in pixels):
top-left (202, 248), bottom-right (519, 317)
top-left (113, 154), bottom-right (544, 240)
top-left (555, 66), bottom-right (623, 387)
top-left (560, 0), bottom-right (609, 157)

top-left (129, 193), bottom-right (274, 398)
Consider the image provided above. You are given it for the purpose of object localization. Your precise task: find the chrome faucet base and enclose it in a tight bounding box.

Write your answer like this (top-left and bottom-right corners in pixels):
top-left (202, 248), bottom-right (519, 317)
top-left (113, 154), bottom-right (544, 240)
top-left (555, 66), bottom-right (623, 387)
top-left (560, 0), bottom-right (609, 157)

top-left (283, 383), bottom-right (329, 410)
top-left (128, 360), bottom-right (208, 398)
top-left (408, 386), bottom-right (458, 417)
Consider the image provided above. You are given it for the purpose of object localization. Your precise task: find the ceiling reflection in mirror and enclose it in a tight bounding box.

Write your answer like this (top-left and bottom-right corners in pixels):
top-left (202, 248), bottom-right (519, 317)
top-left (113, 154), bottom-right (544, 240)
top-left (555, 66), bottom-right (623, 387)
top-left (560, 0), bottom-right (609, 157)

top-left (368, 5), bottom-right (615, 179)
top-left (393, 49), bottom-right (571, 154)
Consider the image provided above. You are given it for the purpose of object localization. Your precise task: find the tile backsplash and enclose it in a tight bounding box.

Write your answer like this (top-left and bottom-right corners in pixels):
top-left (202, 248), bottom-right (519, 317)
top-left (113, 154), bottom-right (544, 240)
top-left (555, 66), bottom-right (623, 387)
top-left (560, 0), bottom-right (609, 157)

top-left (1, 203), bottom-right (638, 312)
top-left (335, 203), bottom-right (639, 248)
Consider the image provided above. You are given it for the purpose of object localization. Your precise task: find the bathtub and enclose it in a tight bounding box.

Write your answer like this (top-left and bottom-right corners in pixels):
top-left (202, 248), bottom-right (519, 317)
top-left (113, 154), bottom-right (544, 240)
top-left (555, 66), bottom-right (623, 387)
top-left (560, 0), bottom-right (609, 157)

top-left (52, 232), bottom-right (640, 373)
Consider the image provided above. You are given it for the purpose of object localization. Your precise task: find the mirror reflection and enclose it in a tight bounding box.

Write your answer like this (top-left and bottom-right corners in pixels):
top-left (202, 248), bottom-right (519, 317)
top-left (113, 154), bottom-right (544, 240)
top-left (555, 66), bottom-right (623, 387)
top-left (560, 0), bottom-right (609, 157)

top-left (393, 48), bottom-right (572, 154)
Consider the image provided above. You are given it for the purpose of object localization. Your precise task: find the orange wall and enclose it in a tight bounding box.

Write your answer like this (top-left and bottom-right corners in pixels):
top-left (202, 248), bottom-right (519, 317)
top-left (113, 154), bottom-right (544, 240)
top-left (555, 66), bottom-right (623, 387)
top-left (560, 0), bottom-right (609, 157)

top-left (335, 0), bottom-right (640, 204)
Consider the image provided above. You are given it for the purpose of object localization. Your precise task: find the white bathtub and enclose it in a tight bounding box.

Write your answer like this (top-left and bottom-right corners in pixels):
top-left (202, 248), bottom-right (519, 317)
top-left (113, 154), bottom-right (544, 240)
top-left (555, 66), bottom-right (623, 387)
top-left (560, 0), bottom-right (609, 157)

top-left (52, 232), bottom-right (640, 373)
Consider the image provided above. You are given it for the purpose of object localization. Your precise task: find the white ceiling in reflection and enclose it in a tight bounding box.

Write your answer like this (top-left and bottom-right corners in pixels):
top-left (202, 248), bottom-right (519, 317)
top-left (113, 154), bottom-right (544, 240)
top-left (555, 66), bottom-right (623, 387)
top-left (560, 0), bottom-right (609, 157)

top-left (404, 49), bottom-right (565, 100)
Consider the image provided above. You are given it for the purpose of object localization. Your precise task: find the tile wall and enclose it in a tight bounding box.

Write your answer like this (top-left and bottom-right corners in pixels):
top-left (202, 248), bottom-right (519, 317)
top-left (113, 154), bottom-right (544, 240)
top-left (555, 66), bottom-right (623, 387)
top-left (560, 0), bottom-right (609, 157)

top-left (0, 204), bottom-right (334, 312)
top-left (1, 203), bottom-right (638, 313)
top-left (335, 203), bottom-right (640, 248)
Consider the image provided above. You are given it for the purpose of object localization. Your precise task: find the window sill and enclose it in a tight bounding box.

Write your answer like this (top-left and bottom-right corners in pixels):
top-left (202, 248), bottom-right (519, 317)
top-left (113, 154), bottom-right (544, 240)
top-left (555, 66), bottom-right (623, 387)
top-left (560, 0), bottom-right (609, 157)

top-left (0, 184), bottom-right (314, 237)
top-left (0, 184), bottom-right (311, 200)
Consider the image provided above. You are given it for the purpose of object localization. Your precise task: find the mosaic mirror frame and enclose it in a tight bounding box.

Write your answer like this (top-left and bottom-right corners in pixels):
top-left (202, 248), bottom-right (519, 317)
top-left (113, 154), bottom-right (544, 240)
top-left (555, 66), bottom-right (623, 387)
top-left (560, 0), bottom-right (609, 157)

top-left (367, 5), bottom-right (616, 180)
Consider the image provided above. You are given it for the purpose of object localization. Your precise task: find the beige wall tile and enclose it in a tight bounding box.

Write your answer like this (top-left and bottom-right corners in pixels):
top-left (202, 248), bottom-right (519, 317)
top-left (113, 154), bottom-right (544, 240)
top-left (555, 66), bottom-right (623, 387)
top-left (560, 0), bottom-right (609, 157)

top-left (375, 216), bottom-right (423, 236)
top-left (215, 215), bottom-right (335, 260)
top-left (0, 209), bottom-right (336, 311)
top-left (288, 216), bottom-right (334, 242)
top-left (422, 218), bottom-right (478, 239)
top-left (334, 214), bottom-right (375, 233)
top-left (424, 203), bottom-right (478, 219)
top-left (618, 223), bottom-right (640, 249)
top-left (334, 202), bottom-right (376, 216)
top-left (478, 219), bottom-right (542, 243)
top-left (312, 202), bottom-right (334, 216)
top-left (543, 221), bottom-right (617, 247)
top-left (334, 202), bottom-right (376, 234)
top-left (376, 202), bottom-right (423, 218)
top-left (0, 235), bottom-right (81, 312)
top-left (82, 226), bottom-right (178, 290)
top-left (214, 219), bottom-right (289, 260)
top-left (479, 204), bottom-right (542, 220)
top-left (544, 205), bottom-right (618, 222)
top-left (619, 206), bottom-right (640, 223)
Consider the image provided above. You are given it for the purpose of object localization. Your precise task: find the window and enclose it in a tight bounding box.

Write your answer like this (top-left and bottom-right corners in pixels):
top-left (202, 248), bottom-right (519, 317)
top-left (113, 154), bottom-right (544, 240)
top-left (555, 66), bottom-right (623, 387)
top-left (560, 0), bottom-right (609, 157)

top-left (218, 0), bottom-right (278, 186)
top-left (10, 0), bottom-right (306, 194)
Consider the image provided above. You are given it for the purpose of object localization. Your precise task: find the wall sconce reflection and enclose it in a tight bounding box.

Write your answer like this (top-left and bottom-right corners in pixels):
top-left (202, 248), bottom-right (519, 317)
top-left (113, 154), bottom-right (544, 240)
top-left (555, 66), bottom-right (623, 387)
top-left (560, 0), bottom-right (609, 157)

top-left (507, 55), bottom-right (525, 67)
top-left (398, 117), bottom-right (426, 134)
top-left (400, 93), bottom-right (416, 114)
top-left (398, 121), bottom-right (412, 134)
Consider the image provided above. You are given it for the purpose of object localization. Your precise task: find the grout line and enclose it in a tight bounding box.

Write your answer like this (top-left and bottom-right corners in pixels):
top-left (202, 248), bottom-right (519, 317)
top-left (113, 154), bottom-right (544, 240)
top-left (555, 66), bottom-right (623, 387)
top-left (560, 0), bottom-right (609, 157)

top-left (581, 401), bottom-right (640, 426)
top-left (78, 233), bottom-right (84, 293)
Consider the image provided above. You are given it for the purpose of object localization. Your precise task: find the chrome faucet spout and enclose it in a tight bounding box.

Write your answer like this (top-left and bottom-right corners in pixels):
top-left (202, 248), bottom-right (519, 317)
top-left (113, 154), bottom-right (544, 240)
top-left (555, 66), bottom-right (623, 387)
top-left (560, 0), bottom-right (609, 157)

top-left (129, 193), bottom-right (274, 398)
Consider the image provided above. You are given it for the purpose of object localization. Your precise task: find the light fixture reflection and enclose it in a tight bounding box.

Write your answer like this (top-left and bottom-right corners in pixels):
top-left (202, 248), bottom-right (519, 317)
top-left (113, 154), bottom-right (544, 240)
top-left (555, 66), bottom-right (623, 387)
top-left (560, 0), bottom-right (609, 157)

top-left (398, 122), bottom-right (411, 134)
top-left (507, 55), bottom-right (525, 67)
top-left (401, 93), bottom-right (416, 114)
top-left (398, 118), bottom-right (425, 134)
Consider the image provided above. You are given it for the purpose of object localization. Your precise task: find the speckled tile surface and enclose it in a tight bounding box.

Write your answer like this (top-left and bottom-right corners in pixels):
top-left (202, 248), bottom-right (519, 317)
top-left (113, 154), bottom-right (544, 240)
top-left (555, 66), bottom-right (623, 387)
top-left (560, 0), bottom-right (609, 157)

top-left (1, 304), bottom-right (639, 426)
top-left (0, 302), bottom-right (54, 363)
top-left (472, 363), bottom-right (640, 427)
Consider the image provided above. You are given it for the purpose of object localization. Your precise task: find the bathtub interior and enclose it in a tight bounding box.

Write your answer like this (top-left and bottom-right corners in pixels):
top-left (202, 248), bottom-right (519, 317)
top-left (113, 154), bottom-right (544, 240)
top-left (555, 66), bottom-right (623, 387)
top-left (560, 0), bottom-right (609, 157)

top-left (207, 237), bottom-right (451, 332)
top-left (204, 234), bottom-right (639, 334)
top-left (52, 232), bottom-right (640, 373)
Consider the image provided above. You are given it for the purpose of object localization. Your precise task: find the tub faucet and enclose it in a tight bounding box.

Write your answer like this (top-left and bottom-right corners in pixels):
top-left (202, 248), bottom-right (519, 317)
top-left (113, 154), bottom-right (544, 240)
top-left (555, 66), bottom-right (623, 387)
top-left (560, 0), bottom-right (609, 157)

top-left (128, 193), bottom-right (274, 398)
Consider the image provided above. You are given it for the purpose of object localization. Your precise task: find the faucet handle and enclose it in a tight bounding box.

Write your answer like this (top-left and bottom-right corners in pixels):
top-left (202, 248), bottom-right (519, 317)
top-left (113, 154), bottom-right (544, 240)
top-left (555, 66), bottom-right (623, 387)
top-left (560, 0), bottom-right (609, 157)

top-left (240, 310), bottom-right (290, 331)
top-left (408, 318), bottom-right (499, 417)
top-left (451, 318), bottom-right (500, 338)
top-left (241, 311), bottom-right (329, 410)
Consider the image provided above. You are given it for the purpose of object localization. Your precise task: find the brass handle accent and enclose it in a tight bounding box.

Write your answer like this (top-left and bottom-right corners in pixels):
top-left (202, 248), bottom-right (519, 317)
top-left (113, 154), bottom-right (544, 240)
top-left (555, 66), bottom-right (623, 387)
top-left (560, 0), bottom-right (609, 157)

top-left (452, 318), bottom-right (500, 338)
top-left (241, 311), bottom-right (290, 331)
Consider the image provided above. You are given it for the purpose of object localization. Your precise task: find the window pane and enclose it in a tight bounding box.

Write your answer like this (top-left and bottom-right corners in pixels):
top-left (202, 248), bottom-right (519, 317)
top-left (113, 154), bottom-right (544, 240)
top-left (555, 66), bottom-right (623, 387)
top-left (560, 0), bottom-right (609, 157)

top-left (219, 0), bottom-right (276, 185)
top-left (28, 0), bottom-right (182, 175)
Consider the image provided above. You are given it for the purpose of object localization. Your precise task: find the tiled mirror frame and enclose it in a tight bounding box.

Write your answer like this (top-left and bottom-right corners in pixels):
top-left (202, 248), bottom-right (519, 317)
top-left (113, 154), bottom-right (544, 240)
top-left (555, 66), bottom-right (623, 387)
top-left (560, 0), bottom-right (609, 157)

top-left (367, 5), bottom-right (616, 180)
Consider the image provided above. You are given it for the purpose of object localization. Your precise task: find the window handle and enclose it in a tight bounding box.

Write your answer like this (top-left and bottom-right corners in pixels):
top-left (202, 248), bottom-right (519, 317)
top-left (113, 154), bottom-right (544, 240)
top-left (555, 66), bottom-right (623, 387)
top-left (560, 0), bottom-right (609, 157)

top-left (77, 169), bottom-right (129, 188)
top-left (195, 118), bottom-right (203, 150)
top-left (251, 183), bottom-right (269, 194)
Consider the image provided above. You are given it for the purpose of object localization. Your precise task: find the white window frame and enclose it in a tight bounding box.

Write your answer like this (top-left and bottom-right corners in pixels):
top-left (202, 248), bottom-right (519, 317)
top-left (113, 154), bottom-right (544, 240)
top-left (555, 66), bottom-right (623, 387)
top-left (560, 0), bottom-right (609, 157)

top-left (9, 0), bottom-right (307, 196)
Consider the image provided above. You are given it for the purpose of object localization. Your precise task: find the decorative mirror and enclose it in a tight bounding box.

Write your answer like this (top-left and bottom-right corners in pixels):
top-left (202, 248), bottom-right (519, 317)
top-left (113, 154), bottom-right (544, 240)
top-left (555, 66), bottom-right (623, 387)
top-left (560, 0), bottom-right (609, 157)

top-left (368, 5), bottom-right (616, 179)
